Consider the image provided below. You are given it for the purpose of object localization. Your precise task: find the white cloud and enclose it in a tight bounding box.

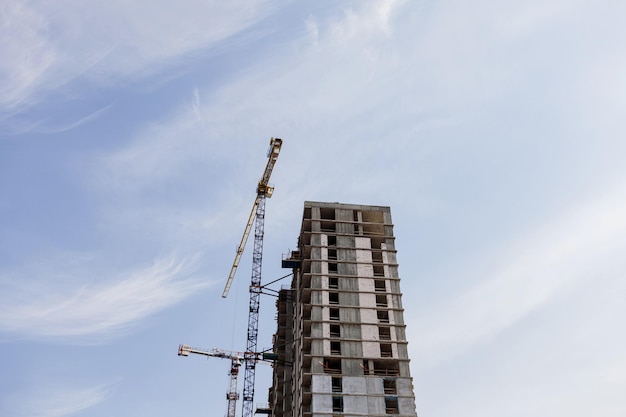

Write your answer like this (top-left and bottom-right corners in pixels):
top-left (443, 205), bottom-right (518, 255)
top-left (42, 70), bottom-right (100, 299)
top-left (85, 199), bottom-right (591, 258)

top-left (0, 254), bottom-right (209, 342)
top-left (409, 182), bottom-right (626, 368)
top-left (5, 381), bottom-right (114, 417)
top-left (0, 0), bottom-right (280, 113)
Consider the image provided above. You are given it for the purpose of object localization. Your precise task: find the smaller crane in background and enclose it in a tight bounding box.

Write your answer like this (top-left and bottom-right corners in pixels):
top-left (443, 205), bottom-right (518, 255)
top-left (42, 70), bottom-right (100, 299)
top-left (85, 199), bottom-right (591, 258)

top-left (178, 345), bottom-right (243, 417)
top-left (178, 345), bottom-right (278, 417)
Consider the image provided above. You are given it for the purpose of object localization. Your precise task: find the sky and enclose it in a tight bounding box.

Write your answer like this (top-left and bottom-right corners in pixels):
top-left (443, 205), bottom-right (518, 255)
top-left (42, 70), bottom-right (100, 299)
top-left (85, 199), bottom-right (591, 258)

top-left (1, 0), bottom-right (626, 416)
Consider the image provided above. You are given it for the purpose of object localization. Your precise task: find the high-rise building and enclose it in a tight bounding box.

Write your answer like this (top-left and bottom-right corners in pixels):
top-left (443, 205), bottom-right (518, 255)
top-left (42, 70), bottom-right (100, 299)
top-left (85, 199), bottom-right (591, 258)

top-left (269, 201), bottom-right (418, 417)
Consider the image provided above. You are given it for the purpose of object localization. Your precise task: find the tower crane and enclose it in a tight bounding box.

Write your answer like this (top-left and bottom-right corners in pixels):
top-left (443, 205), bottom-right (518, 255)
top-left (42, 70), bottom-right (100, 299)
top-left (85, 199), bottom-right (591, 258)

top-left (178, 345), bottom-right (243, 417)
top-left (178, 344), bottom-right (278, 417)
top-left (221, 137), bottom-right (282, 417)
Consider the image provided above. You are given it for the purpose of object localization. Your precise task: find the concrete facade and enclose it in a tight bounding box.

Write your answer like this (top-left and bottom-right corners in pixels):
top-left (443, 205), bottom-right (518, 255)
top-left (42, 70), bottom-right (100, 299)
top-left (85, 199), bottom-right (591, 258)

top-left (269, 202), bottom-right (418, 417)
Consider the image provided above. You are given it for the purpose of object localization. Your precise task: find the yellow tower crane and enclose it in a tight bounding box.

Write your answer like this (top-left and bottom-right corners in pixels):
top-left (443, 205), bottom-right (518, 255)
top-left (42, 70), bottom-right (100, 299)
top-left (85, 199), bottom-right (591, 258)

top-left (222, 137), bottom-right (282, 417)
top-left (222, 137), bottom-right (282, 298)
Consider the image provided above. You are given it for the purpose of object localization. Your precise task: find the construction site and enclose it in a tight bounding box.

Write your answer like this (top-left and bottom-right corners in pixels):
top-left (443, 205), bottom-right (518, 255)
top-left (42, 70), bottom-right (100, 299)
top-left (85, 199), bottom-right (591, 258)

top-left (179, 138), bottom-right (418, 417)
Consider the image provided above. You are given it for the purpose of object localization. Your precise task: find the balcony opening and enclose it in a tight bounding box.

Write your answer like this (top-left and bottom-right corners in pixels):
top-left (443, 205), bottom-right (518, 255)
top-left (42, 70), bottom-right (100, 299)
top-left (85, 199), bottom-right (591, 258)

top-left (373, 360), bottom-right (400, 376)
top-left (323, 358), bottom-right (342, 374)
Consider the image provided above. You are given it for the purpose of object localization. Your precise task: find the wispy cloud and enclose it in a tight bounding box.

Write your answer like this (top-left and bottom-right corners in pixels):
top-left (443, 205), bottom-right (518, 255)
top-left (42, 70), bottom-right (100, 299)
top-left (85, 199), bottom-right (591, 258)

top-left (4, 381), bottom-right (115, 417)
top-left (0, 0), bottom-right (280, 113)
top-left (0, 254), bottom-right (209, 343)
top-left (409, 183), bottom-right (626, 367)
top-left (4, 102), bottom-right (114, 135)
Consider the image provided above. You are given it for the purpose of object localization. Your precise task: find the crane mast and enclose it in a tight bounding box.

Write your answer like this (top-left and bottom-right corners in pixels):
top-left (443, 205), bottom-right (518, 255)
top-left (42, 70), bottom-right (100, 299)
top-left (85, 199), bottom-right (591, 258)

top-left (222, 138), bottom-right (282, 417)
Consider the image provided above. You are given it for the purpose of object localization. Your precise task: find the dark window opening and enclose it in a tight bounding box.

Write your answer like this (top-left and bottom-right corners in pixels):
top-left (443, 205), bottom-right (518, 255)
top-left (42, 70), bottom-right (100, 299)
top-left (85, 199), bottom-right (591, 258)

top-left (321, 208), bottom-right (335, 220)
top-left (376, 294), bottom-right (388, 307)
top-left (385, 397), bottom-right (399, 414)
top-left (328, 263), bottom-right (338, 274)
top-left (329, 277), bottom-right (339, 289)
top-left (324, 358), bottom-right (342, 374)
top-left (332, 396), bottom-right (343, 412)
top-left (330, 324), bottom-right (341, 338)
top-left (328, 235), bottom-right (337, 246)
top-left (321, 221), bottom-right (336, 232)
top-left (383, 379), bottom-right (397, 395)
top-left (374, 279), bottom-right (386, 292)
top-left (330, 341), bottom-right (341, 355)
top-left (332, 377), bottom-right (343, 393)
top-left (329, 292), bottom-right (339, 304)
top-left (373, 264), bottom-right (385, 277)
top-left (330, 308), bottom-right (340, 321)
top-left (328, 249), bottom-right (338, 260)
top-left (379, 327), bottom-right (392, 341)
top-left (377, 310), bottom-right (390, 323)
top-left (380, 343), bottom-right (392, 358)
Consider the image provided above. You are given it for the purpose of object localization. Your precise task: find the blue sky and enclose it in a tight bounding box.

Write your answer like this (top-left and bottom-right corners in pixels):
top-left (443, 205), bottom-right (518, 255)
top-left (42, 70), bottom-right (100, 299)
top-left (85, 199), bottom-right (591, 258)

top-left (2, 1), bottom-right (626, 416)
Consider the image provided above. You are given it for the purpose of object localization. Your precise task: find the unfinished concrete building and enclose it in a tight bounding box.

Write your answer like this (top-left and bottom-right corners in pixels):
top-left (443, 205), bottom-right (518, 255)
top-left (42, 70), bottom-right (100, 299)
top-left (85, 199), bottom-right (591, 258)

top-left (269, 201), bottom-right (418, 417)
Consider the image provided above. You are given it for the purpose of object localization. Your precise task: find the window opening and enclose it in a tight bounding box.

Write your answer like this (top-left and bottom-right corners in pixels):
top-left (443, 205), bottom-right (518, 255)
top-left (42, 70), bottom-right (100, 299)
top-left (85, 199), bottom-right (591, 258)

top-left (377, 310), bottom-right (390, 323)
top-left (383, 379), bottom-right (397, 395)
top-left (329, 277), bottom-right (339, 289)
top-left (332, 377), bottom-right (343, 393)
top-left (379, 327), bottom-right (392, 341)
top-left (385, 397), bottom-right (399, 414)
top-left (376, 295), bottom-right (388, 307)
top-left (380, 343), bottom-right (393, 358)
top-left (332, 396), bottom-right (343, 412)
